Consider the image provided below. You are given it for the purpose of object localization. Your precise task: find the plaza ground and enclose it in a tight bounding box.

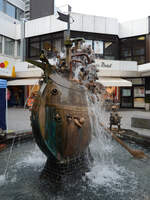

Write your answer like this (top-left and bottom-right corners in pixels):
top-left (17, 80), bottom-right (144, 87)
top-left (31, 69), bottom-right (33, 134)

top-left (7, 108), bottom-right (150, 138)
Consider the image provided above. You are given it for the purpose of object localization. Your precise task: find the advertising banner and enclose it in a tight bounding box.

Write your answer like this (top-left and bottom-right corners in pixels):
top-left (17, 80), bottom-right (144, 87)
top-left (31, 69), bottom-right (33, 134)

top-left (94, 41), bottom-right (103, 54)
top-left (0, 59), bottom-right (15, 77)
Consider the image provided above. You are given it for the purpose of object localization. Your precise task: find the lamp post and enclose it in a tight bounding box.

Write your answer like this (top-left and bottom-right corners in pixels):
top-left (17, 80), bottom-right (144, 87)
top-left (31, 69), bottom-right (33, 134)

top-left (57, 5), bottom-right (73, 78)
top-left (67, 5), bottom-right (71, 39)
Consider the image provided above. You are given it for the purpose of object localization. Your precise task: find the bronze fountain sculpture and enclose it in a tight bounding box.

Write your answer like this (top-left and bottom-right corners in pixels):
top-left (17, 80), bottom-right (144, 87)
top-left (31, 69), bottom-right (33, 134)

top-left (27, 38), bottom-right (99, 182)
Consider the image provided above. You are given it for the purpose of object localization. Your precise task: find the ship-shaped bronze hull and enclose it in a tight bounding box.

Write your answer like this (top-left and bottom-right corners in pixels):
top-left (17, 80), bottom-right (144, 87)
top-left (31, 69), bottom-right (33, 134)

top-left (31, 73), bottom-right (91, 161)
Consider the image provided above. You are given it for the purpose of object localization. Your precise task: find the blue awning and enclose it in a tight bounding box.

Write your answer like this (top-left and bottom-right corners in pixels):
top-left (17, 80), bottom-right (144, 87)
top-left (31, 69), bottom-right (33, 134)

top-left (0, 79), bottom-right (7, 88)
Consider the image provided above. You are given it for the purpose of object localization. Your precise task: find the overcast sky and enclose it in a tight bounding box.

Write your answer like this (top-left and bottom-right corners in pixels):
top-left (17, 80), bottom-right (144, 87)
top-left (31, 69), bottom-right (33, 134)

top-left (55, 0), bottom-right (150, 22)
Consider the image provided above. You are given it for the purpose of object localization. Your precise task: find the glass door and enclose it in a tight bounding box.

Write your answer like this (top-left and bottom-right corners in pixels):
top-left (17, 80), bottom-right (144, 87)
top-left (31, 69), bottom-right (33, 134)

top-left (120, 87), bottom-right (133, 108)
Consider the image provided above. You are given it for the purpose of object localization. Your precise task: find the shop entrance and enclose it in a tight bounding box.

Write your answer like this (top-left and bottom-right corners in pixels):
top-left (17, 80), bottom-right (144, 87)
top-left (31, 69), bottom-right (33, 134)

top-left (7, 86), bottom-right (25, 108)
top-left (120, 87), bottom-right (133, 108)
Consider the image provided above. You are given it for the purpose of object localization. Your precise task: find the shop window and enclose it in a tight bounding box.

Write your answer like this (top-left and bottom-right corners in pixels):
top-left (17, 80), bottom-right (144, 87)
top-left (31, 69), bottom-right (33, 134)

top-left (134, 86), bottom-right (145, 108)
top-left (4, 37), bottom-right (15, 56)
top-left (29, 37), bottom-right (41, 57)
top-left (121, 57), bottom-right (132, 61)
top-left (122, 88), bottom-right (131, 97)
top-left (41, 40), bottom-right (52, 56)
top-left (104, 56), bottom-right (115, 60)
top-left (121, 88), bottom-right (133, 108)
top-left (85, 40), bottom-right (93, 49)
top-left (0, 35), bottom-right (2, 54)
top-left (8, 86), bottom-right (24, 107)
top-left (133, 48), bottom-right (145, 56)
top-left (104, 41), bottom-right (118, 60)
top-left (121, 49), bottom-right (131, 57)
top-left (104, 42), bottom-right (113, 55)
top-left (134, 87), bottom-right (145, 98)
top-left (30, 42), bottom-right (40, 57)
top-left (6, 2), bottom-right (16, 18)
top-left (132, 56), bottom-right (145, 65)
top-left (53, 39), bottom-right (62, 52)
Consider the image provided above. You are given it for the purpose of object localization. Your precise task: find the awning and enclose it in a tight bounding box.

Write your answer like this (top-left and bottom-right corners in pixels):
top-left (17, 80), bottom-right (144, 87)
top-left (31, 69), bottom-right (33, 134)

top-left (96, 77), bottom-right (132, 87)
top-left (7, 78), bottom-right (40, 86)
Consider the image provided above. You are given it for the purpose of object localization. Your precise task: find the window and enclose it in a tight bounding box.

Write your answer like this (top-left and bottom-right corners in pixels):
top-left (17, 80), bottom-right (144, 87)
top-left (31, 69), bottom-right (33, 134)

top-left (104, 42), bottom-right (118, 60)
top-left (17, 40), bottom-right (20, 56)
top-left (4, 37), bottom-right (15, 56)
top-left (30, 42), bottom-right (40, 57)
top-left (0, 35), bottom-right (2, 53)
top-left (122, 89), bottom-right (131, 97)
top-left (94, 40), bottom-right (103, 54)
top-left (0, 0), bottom-right (3, 11)
top-left (53, 39), bottom-right (62, 52)
top-left (133, 47), bottom-right (144, 56)
top-left (16, 8), bottom-right (24, 20)
top-left (121, 48), bottom-right (131, 57)
top-left (104, 56), bottom-right (115, 60)
top-left (121, 57), bottom-right (132, 61)
top-left (6, 2), bottom-right (16, 18)
top-left (85, 40), bottom-right (93, 49)
top-left (105, 42), bottom-right (113, 55)
top-left (120, 36), bottom-right (146, 64)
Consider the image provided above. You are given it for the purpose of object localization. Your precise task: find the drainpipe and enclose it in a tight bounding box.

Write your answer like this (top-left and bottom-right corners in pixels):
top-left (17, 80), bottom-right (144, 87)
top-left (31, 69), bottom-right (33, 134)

top-left (20, 18), bottom-right (27, 62)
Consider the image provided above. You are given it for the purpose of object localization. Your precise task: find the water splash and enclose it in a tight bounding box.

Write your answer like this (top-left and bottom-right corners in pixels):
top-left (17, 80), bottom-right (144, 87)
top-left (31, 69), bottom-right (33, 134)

top-left (0, 175), bottom-right (7, 186)
top-left (3, 135), bottom-right (16, 178)
top-left (15, 144), bottom-right (46, 169)
top-left (73, 65), bottom-right (82, 80)
top-left (86, 92), bottom-right (138, 192)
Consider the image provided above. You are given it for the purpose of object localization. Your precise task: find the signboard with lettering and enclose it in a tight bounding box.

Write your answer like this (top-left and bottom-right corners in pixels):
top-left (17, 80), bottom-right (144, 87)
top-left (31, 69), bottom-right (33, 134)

top-left (95, 59), bottom-right (137, 71)
top-left (100, 62), bottom-right (112, 68)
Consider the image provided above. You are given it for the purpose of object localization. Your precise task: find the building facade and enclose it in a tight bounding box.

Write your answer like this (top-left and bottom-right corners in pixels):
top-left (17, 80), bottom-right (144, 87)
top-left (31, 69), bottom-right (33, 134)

top-left (0, 0), bottom-right (150, 110)
top-left (0, 0), bottom-right (24, 20)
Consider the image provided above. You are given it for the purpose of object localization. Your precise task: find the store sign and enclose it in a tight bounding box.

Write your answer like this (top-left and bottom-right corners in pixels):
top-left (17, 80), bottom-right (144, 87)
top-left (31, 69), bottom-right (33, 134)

top-left (95, 60), bottom-right (137, 71)
top-left (101, 62), bottom-right (112, 68)
top-left (0, 60), bottom-right (15, 77)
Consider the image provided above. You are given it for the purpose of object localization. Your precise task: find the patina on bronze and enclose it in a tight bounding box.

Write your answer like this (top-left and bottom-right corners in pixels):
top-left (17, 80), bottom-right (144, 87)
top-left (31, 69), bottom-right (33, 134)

top-left (27, 38), bottom-right (96, 182)
top-left (31, 73), bottom-right (91, 160)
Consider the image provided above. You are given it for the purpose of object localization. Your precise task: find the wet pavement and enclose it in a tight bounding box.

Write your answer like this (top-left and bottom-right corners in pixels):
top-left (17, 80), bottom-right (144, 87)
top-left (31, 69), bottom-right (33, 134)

top-left (7, 108), bottom-right (31, 132)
